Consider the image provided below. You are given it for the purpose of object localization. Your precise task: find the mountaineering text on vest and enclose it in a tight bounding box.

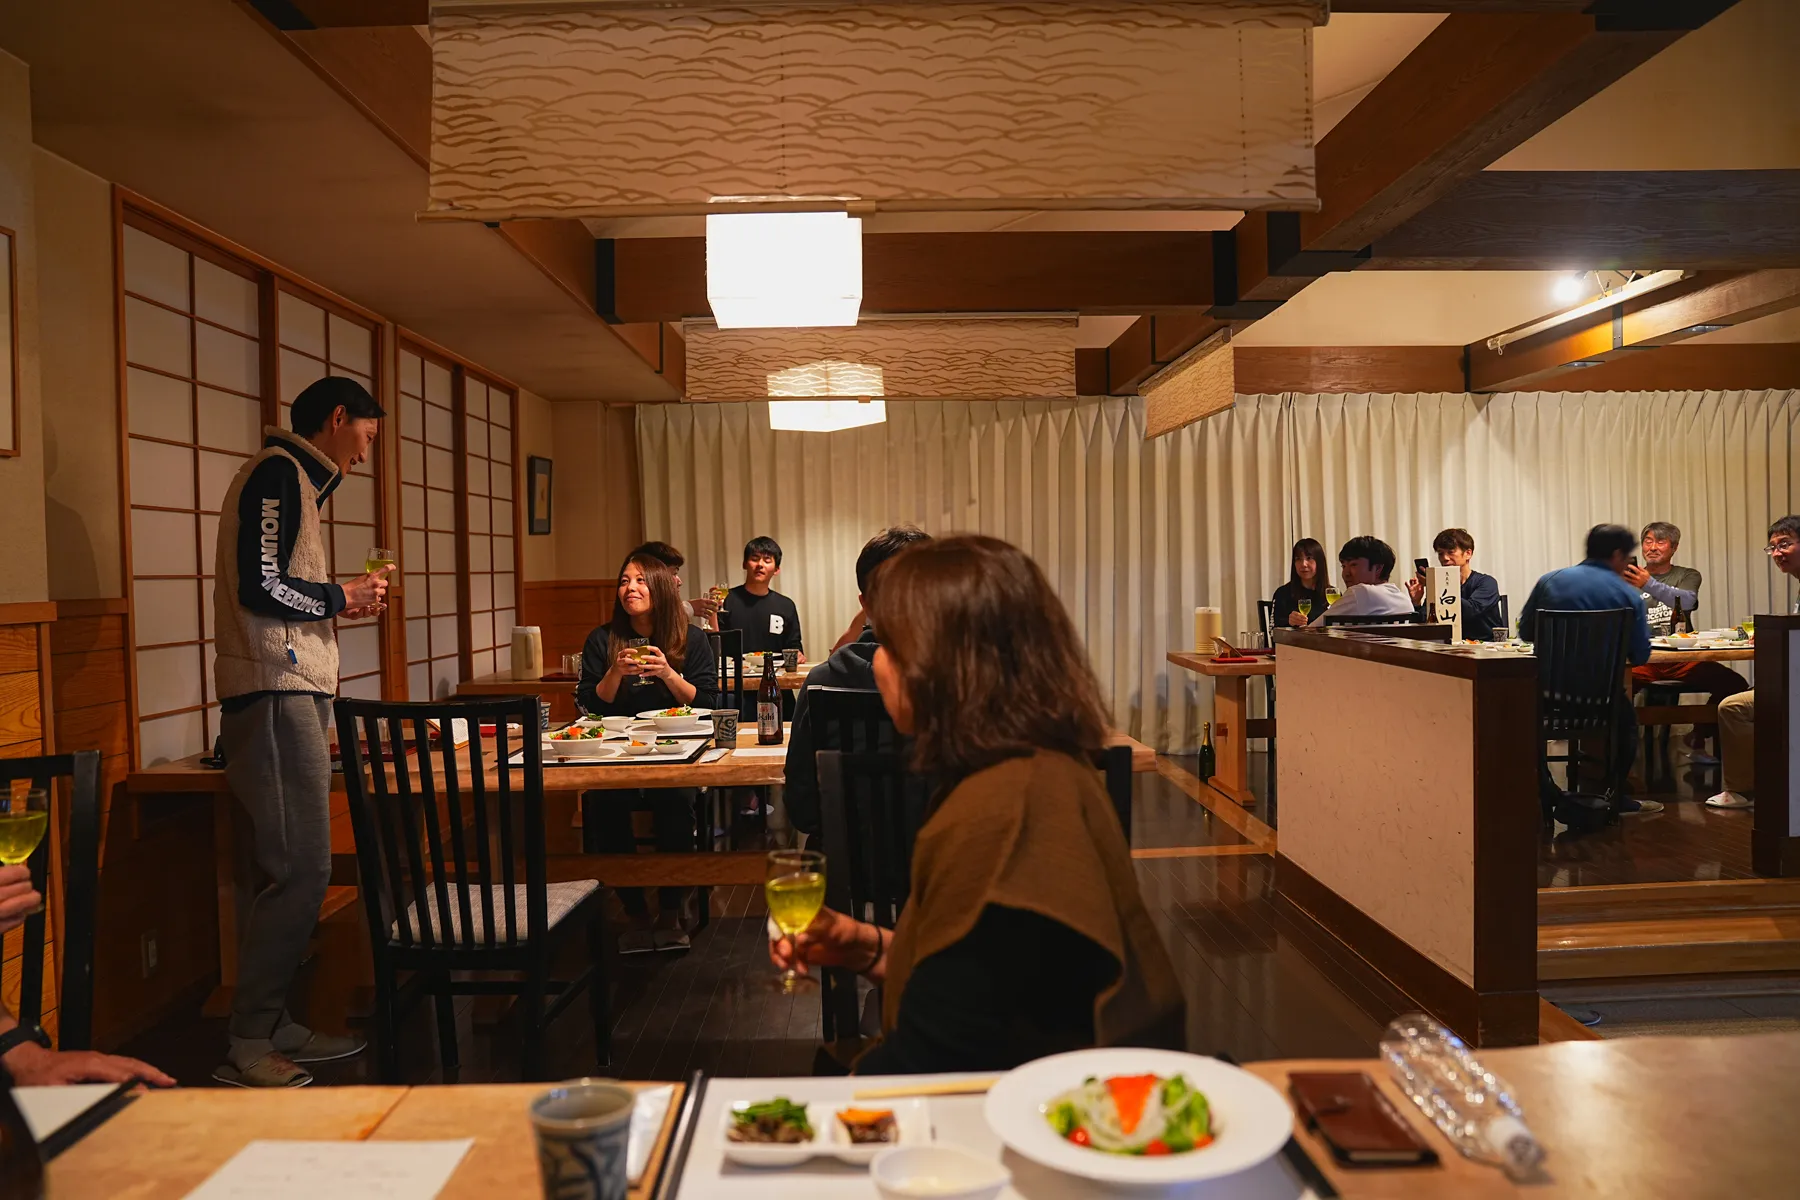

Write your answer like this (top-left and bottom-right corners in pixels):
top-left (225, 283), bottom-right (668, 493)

top-left (259, 498), bottom-right (328, 617)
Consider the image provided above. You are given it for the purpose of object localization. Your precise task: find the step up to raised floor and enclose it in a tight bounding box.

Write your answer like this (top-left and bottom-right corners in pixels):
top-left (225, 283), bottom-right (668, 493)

top-left (1539, 880), bottom-right (1800, 982)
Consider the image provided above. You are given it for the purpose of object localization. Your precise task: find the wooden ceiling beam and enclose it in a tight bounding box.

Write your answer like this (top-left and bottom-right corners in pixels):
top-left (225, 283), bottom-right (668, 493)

top-left (607, 232), bottom-right (1216, 324)
top-left (1374, 171), bottom-right (1800, 271)
top-left (250, 0), bottom-right (428, 29)
top-left (1091, 313), bottom-right (1233, 396)
top-left (1466, 269), bottom-right (1800, 392)
top-left (1220, 4), bottom-right (1739, 318)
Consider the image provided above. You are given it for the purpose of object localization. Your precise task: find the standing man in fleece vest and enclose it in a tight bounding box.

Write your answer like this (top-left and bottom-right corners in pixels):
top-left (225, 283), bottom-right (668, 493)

top-left (210, 377), bottom-right (392, 1087)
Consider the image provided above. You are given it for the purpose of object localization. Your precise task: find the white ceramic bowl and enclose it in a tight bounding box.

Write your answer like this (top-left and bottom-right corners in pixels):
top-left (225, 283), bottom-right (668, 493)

top-left (599, 716), bottom-right (632, 733)
top-left (871, 1146), bottom-right (1010, 1200)
top-left (620, 740), bottom-right (655, 757)
top-left (651, 714), bottom-right (709, 735)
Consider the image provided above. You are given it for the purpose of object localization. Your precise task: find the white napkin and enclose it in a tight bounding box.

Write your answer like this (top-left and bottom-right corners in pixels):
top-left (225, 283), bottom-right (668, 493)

top-left (628, 1085), bottom-right (675, 1184)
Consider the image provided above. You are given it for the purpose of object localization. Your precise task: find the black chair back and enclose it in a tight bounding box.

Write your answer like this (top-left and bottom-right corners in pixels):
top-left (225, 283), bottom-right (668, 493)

top-left (1256, 601), bottom-right (1275, 646)
top-left (1535, 609), bottom-right (1634, 739)
top-left (707, 628), bottom-right (745, 716)
top-left (0, 751), bottom-right (100, 1050)
top-left (808, 686), bottom-right (901, 757)
top-left (1100, 743), bottom-right (1133, 841)
top-left (1496, 594), bottom-right (1511, 637)
top-left (336, 696), bottom-right (548, 955)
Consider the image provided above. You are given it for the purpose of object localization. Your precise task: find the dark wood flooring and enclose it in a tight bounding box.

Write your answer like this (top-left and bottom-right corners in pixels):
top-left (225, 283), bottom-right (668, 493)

top-left (118, 758), bottom-right (1411, 1087)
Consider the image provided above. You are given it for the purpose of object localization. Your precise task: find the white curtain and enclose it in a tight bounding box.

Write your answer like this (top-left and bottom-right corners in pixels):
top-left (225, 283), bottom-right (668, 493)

top-left (638, 391), bottom-right (1798, 751)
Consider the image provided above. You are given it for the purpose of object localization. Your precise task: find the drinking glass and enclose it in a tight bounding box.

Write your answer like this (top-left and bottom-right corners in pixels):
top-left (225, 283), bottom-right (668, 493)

top-left (561, 652), bottom-right (582, 678)
top-left (1297, 599), bottom-right (1313, 622)
top-left (364, 546), bottom-right (396, 578)
top-left (0, 786), bottom-right (49, 881)
top-left (1743, 617), bottom-right (1756, 639)
top-left (1325, 587), bottom-right (1342, 606)
top-left (765, 849), bottom-right (826, 993)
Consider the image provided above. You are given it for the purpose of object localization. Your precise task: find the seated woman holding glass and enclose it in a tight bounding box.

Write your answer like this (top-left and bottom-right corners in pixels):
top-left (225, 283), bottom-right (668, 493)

top-left (771, 534), bottom-right (1185, 1072)
top-left (1272, 537), bottom-right (1330, 631)
top-left (577, 552), bottom-right (718, 952)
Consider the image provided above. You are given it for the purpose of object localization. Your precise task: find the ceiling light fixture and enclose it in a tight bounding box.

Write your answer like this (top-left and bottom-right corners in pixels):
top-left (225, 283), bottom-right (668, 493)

top-left (1488, 270), bottom-right (1690, 354)
top-left (768, 399), bottom-right (887, 433)
top-left (1552, 274), bottom-right (1588, 305)
top-left (706, 211), bottom-right (862, 329)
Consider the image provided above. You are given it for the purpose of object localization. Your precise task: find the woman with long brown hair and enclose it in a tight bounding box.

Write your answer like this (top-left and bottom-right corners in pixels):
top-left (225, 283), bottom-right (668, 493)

top-left (772, 535), bottom-right (1184, 1072)
top-left (1273, 536), bottom-right (1330, 630)
top-left (578, 552), bottom-right (719, 950)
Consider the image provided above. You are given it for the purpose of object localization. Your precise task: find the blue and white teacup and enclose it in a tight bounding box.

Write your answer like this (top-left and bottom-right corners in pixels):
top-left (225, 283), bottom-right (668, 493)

top-left (531, 1079), bottom-right (634, 1200)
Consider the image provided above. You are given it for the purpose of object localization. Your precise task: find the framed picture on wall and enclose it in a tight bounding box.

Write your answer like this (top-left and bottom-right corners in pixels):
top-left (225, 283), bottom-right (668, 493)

top-left (0, 226), bottom-right (16, 457)
top-left (527, 455), bottom-right (553, 534)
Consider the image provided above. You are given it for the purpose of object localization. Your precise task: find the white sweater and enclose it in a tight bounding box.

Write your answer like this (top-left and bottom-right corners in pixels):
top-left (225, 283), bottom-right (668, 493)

top-left (1310, 581), bottom-right (1415, 625)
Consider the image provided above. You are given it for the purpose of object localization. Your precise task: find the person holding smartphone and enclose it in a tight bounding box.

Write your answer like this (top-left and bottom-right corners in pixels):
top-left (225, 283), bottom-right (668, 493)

top-left (1405, 528), bottom-right (1504, 638)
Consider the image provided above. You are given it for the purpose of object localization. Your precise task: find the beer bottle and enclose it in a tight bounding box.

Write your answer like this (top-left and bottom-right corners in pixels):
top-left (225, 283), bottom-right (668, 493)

top-left (1199, 721), bottom-right (1216, 781)
top-left (0, 1084), bottom-right (44, 1200)
top-left (757, 650), bottom-right (783, 745)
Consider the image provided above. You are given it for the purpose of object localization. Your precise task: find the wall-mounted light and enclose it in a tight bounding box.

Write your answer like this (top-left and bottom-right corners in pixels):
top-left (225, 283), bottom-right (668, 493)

top-left (706, 212), bottom-right (862, 329)
top-left (1552, 274), bottom-right (1587, 305)
top-left (1490, 270), bottom-right (1690, 354)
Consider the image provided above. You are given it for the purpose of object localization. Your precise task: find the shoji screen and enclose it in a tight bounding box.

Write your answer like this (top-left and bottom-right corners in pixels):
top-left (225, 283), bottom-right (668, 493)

top-left (462, 375), bottom-right (518, 677)
top-left (274, 289), bottom-right (385, 700)
top-left (120, 222), bottom-right (264, 765)
top-left (397, 345), bottom-right (462, 699)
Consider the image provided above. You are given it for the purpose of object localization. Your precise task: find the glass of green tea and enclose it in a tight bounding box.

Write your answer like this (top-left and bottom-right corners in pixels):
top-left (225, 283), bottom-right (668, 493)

top-left (765, 849), bottom-right (826, 993)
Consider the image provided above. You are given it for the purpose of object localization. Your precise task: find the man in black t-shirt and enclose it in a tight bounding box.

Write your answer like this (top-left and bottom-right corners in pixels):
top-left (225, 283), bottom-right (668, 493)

top-left (720, 538), bottom-right (805, 719)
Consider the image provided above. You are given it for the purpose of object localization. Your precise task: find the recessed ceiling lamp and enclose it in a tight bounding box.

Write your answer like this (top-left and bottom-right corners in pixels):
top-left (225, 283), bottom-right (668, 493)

top-left (766, 358), bottom-right (887, 432)
top-left (706, 212), bottom-right (862, 329)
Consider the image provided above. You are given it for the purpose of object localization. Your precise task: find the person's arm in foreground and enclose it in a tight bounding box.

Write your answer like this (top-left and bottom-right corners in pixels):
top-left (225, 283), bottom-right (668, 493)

top-left (0, 866), bottom-right (174, 1086)
top-left (1517, 581), bottom-right (1544, 643)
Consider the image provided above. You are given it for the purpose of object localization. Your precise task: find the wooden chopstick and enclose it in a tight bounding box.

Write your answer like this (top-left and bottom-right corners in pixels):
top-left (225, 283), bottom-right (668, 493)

top-left (851, 1077), bottom-right (1002, 1100)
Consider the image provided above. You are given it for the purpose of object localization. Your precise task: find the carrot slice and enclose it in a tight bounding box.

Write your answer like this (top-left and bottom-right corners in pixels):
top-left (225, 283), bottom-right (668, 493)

top-left (1107, 1074), bottom-right (1160, 1136)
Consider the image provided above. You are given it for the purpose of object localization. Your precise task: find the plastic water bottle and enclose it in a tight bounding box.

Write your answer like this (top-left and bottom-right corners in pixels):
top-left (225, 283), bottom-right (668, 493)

top-left (1379, 1013), bottom-right (1544, 1180)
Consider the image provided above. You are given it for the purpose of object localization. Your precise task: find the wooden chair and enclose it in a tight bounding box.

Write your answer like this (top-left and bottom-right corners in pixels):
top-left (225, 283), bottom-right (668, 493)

top-left (706, 628), bottom-right (745, 718)
top-left (1534, 609), bottom-right (1635, 830)
top-left (0, 751), bottom-right (101, 1050)
top-left (335, 696), bottom-right (610, 1082)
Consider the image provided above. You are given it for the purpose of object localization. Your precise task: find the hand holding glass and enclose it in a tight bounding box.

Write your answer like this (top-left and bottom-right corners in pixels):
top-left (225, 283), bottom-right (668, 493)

top-left (0, 788), bottom-right (48, 918)
top-left (766, 849), bottom-right (826, 992)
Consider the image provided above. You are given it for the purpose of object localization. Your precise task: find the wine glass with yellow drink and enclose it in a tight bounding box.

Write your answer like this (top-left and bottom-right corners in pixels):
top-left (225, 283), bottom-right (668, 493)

top-left (0, 785), bottom-right (49, 894)
top-left (765, 849), bottom-right (826, 993)
top-left (365, 546), bottom-right (397, 579)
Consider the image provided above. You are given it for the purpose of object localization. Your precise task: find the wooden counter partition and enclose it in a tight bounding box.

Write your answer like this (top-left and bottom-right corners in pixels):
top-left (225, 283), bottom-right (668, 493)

top-left (1754, 614), bottom-right (1800, 876)
top-left (1271, 629), bottom-right (1539, 1047)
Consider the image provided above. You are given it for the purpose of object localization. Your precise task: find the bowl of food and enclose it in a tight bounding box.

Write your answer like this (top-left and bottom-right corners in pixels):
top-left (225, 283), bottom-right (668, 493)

top-left (545, 724), bottom-right (607, 744)
top-left (721, 1097), bottom-right (819, 1167)
top-left (983, 1048), bottom-right (1293, 1185)
top-left (642, 705), bottom-right (709, 734)
top-left (621, 739), bottom-right (655, 757)
top-left (871, 1146), bottom-right (1008, 1200)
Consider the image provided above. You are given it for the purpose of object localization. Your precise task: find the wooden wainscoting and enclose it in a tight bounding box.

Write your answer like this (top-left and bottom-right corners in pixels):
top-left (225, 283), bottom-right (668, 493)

top-left (0, 601), bottom-right (58, 1043)
top-left (520, 579), bottom-right (616, 666)
top-left (50, 599), bottom-right (217, 1049)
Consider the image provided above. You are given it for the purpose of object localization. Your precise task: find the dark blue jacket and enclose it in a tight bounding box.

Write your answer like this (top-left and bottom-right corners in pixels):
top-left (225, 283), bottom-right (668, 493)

top-left (1518, 560), bottom-right (1652, 666)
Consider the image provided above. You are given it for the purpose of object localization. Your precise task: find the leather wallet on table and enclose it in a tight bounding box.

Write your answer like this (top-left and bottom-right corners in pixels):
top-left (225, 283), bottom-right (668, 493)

top-left (1288, 1071), bottom-right (1439, 1167)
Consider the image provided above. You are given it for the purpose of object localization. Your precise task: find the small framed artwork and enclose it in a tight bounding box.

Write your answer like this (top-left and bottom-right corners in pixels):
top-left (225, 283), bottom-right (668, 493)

top-left (0, 226), bottom-right (16, 457)
top-left (527, 455), bottom-right (553, 534)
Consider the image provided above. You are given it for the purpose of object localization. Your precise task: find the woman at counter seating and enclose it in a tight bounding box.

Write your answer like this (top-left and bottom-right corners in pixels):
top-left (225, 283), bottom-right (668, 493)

top-left (577, 553), bottom-right (719, 951)
top-left (1272, 537), bottom-right (1330, 630)
top-left (771, 535), bottom-right (1185, 1072)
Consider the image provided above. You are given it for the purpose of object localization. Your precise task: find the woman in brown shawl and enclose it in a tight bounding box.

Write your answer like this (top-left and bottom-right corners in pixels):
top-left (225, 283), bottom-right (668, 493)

top-left (771, 535), bottom-right (1185, 1073)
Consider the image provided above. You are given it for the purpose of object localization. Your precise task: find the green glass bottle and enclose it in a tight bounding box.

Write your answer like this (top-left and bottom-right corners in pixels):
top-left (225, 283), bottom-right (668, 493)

top-left (1199, 721), bottom-right (1216, 781)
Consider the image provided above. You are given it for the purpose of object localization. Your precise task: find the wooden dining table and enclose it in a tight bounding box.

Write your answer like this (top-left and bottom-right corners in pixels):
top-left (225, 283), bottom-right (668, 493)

top-left (1166, 650), bottom-right (1277, 807)
top-left (45, 1031), bottom-right (1800, 1199)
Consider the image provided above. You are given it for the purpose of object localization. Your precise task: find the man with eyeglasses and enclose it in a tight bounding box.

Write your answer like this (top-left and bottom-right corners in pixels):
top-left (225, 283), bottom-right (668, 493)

top-left (1707, 515), bottom-right (1800, 809)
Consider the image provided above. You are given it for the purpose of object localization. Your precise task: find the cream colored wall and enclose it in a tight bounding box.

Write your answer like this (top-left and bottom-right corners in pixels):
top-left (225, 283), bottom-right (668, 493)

top-left (1276, 643), bottom-right (1477, 985)
top-left (0, 50), bottom-right (49, 604)
top-left (516, 387), bottom-right (558, 580)
top-left (34, 148), bottom-right (120, 600)
top-left (1494, 0), bottom-right (1800, 170)
top-left (551, 400), bottom-right (641, 580)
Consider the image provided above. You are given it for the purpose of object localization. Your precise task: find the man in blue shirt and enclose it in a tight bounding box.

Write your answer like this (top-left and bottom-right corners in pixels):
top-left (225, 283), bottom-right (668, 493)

top-left (1520, 524), bottom-right (1658, 816)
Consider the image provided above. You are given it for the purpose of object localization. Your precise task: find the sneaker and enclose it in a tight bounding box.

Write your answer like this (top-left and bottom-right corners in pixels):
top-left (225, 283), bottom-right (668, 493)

top-left (1617, 797), bottom-right (1665, 814)
top-left (618, 929), bottom-right (657, 955)
top-left (212, 1052), bottom-right (312, 1088)
top-left (1705, 791), bottom-right (1754, 809)
top-left (653, 928), bottom-right (692, 952)
top-left (272, 1026), bottom-right (366, 1064)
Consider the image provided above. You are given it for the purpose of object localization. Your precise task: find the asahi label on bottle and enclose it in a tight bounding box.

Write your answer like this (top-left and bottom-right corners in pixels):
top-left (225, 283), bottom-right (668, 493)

top-left (758, 702), bottom-right (780, 738)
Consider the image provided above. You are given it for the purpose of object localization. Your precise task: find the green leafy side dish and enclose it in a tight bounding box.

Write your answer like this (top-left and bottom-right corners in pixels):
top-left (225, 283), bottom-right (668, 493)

top-left (728, 1097), bottom-right (813, 1144)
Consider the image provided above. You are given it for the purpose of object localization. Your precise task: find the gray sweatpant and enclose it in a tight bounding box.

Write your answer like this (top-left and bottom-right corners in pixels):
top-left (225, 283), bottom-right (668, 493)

top-left (220, 693), bottom-right (334, 1042)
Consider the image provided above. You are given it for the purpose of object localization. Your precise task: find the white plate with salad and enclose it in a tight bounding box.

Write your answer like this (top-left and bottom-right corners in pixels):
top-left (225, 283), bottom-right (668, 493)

top-left (984, 1048), bottom-right (1293, 1185)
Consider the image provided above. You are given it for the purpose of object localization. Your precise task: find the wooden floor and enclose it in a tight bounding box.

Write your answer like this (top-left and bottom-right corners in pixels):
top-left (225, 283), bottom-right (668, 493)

top-left (115, 737), bottom-right (1770, 1086)
top-left (118, 757), bottom-right (1415, 1086)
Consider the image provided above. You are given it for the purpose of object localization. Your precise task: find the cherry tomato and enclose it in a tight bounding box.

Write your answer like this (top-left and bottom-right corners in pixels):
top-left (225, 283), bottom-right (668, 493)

top-left (1144, 1139), bottom-right (1171, 1156)
top-left (1193, 1134), bottom-right (1214, 1150)
top-left (1068, 1128), bottom-right (1091, 1147)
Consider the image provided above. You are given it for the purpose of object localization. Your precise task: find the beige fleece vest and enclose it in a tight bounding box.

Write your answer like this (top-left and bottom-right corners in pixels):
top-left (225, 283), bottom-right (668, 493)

top-left (213, 429), bottom-right (341, 701)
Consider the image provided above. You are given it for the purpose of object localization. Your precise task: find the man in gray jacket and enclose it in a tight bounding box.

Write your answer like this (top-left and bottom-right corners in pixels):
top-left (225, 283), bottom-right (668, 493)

top-left (211, 377), bottom-right (391, 1087)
